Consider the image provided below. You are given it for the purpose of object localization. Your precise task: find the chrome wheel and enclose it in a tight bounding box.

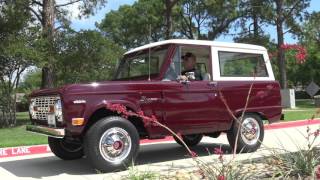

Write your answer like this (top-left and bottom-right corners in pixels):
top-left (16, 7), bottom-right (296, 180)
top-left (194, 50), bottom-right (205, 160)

top-left (99, 127), bottom-right (132, 164)
top-left (240, 117), bottom-right (260, 145)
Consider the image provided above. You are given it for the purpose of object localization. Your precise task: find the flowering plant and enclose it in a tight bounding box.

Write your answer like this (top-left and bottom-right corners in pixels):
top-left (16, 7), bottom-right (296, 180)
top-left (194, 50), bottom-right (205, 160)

top-left (268, 44), bottom-right (307, 64)
top-left (106, 103), bottom-right (159, 127)
top-left (280, 44), bottom-right (307, 64)
top-left (268, 110), bottom-right (320, 178)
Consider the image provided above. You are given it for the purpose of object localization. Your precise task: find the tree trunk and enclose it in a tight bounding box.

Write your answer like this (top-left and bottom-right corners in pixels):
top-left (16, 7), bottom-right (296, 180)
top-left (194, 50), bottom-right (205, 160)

top-left (253, 11), bottom-right (259, 38)
top-left (164, 0), bottom-right (178, 40)
top-left (9, 91), bottom-right (17, 126)
top-left (276, 0), bottom-right (287, 89)
top-left (0, 110), bottom-right (4, 128)
top-left (41, 0), bottom-right (55, 89)
top-left (165, 0), bottom-right (172, 39)
top-left (41, 65), bottom-right (54, 88)
top-left (251, 0), bottom-right (260, 44)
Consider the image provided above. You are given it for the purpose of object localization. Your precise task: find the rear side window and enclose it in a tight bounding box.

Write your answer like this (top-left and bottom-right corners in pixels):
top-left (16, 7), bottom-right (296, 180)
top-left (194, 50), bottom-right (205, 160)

top-left (218, 51), bottom-right (268, 77)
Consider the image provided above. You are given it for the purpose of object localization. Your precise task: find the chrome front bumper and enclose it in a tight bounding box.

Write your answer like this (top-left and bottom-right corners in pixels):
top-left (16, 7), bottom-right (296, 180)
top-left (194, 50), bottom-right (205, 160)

top-left (26, 125), bottom-right (65, 138)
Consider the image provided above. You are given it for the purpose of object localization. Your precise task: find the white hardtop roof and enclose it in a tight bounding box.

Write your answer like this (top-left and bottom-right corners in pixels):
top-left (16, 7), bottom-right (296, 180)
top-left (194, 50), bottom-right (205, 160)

top-left (125, 39), bottom-right (267, 55)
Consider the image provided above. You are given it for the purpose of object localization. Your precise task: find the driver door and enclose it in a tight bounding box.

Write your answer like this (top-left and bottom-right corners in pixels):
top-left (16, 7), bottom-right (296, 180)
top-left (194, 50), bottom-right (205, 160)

top-left (161, 45), bottom-right (227, 134)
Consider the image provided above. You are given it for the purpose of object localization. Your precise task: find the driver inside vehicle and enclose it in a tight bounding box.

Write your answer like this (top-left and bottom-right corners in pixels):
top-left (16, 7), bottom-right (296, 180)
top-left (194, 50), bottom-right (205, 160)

top-left (179, 52), bottom-right (203, 81)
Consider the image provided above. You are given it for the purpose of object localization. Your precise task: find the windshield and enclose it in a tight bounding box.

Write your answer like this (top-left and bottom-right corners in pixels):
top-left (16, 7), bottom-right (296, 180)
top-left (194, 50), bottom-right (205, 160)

top-left (114, 46), bottom-right (168, 80)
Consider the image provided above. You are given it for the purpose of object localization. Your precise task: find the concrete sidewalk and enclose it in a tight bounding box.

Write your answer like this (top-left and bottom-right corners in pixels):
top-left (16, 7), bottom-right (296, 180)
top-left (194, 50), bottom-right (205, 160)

top-left (0, 124), bottom-right (319, 180)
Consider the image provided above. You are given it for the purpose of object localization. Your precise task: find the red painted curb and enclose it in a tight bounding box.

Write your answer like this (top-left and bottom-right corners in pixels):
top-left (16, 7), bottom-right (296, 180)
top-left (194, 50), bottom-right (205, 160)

top-left (0, 145), bottom-right (51, 159)
top-left (264, 119), bottom-right (320, 130)
top-left (0, 119), bottom-right (319, 159)
top-left (140, 136), bottom-right (174, 144)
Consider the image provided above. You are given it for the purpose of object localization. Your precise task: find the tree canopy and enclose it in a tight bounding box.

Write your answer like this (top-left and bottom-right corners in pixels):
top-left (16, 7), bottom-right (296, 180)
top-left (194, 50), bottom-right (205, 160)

top-left (55, 30), bottom-right (124, 85)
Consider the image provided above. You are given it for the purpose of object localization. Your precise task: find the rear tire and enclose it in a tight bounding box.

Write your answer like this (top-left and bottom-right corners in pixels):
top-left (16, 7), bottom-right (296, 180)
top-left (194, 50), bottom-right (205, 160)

top-left (174, 134), bottom-right (203, 147)
top-left (48, 137), bottom-right (83, 160)
top-left (84, 116), bottom-right (140, 172)
top-left (227, 113), bottom-right (264, 153)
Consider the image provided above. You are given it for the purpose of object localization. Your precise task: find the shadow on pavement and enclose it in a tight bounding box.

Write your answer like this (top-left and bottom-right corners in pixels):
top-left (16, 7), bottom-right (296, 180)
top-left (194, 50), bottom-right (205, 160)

top-left (0, 156), bottom-right (94, 178)
top-left (136, 142), bottom-right (232, 164)
top-left (0, 142), bottom-right (231, 178)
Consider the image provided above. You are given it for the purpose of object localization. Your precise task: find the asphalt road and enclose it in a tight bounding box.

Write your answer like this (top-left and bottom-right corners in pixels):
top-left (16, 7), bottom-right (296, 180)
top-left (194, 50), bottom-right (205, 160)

top-left (0, 124), bottom-right (319, 180)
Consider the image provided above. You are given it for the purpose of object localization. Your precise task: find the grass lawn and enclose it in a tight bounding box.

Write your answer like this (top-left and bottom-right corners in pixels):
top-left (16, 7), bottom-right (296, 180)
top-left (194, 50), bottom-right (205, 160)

top-left (0, 125), bottom-right (47, 148)
top-left (0, 112), bottom-right (47, 148)
top-left (283, 109), bottom-right (318, 121)
top-left (283, 99), bottom-right (319, 121)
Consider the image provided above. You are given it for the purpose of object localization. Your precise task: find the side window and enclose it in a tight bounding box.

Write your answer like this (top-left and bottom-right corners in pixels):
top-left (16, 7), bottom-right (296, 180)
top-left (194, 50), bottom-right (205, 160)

top-left (118, 48), bottom-right (167, 79)
top-left (129, 52), bottom-right (163, 77)
top-left (163, 46), bottom-right (211, 81)
top-left (218, 51), bottom-right (268, 77)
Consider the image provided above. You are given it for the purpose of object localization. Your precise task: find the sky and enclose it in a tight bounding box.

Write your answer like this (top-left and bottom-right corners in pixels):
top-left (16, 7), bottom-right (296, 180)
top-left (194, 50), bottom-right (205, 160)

top-left (69, 0), bottom-right (320, 44)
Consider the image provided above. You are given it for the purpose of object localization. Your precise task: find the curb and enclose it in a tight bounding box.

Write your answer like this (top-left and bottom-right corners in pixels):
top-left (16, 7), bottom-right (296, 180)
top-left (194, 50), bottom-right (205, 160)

top-left (0, 144), bottom-right (51, 159)
top-left (264, 119), bottom-right (320, 130)
top-left (0, 119), bottom-right (319, 159)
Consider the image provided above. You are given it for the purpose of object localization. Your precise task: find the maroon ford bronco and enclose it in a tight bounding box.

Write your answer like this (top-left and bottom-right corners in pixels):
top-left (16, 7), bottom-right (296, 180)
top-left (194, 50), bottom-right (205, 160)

top-left (27, 39), bottom-right (282, 172)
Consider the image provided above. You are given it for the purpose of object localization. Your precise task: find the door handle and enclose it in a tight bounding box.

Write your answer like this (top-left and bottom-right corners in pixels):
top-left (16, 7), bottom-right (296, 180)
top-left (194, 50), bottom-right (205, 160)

top-left (208, 81), bottom-right (217, 87)
top-left (140, 96), bottom-right (160, 103)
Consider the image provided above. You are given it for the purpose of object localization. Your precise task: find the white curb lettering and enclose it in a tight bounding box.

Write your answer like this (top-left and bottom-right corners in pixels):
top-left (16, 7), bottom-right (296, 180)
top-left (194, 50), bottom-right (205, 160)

top-left (0, 149), bottom-right (8, 156)
top-left (11, 147), bottom-right (31, 155)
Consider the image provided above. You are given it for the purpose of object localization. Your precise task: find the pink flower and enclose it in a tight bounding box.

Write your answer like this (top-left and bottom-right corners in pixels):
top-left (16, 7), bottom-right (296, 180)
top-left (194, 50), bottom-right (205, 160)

top-left (280, 44), bottom-right (307, 63)
top-left (106, 104), bottom-right (127, 115)
top-left (214, 147), bottom-right (224, 162)
top-left (150, 115), bottom-right (157, 121)
top-left (217, 175), bottom-right (226, 180)
top-left (137, 111), bottom-right (145, 117)
top-left (316, 166), bottom-right (320, 179)
top-left (190, 150), bottom-right (198, 157)
top-left (107, 104), bottom-right (160, 127)
top-left (214, 147), bottom-right (224, 155)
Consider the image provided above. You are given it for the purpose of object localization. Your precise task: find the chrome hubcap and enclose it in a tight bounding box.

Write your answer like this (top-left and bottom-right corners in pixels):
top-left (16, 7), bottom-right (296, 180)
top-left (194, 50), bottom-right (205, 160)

top-left (240, 117), bottom-right (260, 145)
top-left (99, 127), bottom-right (132, 164)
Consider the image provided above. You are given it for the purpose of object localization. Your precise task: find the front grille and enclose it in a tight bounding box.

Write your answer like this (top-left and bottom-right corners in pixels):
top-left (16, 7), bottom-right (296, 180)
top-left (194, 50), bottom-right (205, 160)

top-left (32, 96), bottom-right (60, 121)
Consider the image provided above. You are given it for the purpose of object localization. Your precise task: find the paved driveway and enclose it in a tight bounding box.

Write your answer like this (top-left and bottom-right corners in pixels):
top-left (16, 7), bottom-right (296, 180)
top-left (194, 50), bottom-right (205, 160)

top-left (0, 124), bottom-right (319, 180)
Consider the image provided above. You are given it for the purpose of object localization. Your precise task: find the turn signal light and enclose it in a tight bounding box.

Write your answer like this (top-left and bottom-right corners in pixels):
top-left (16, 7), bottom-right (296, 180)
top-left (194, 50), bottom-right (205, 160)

top-left (72, 118), bottom-right (85, 126)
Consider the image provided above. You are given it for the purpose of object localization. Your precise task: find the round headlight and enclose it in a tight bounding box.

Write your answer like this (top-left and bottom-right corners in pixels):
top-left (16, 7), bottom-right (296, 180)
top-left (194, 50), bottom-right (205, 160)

top-left (54, 99), bottom-right (63, 122)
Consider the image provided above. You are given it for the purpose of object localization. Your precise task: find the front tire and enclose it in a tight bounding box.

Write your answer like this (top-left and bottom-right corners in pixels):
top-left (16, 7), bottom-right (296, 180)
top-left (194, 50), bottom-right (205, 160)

top-left (227, 113), bottom-right (264, 153)
top-left (84, 116), bottom-right (140, 172)
top-left (48, 137), bottom-right (83, 160)
top-left (174, 134), bottom-right (203, 147)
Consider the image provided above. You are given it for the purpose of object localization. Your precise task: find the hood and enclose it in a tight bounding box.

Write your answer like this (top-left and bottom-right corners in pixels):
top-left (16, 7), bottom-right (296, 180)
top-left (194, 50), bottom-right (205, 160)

top-left (30, 80), bottom-right (153, 97)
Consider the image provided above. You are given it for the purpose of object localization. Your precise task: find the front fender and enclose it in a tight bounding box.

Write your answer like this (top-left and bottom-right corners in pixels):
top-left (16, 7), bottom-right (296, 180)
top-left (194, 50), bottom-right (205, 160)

top-left (83, 99), bottom-right (140, 122)
top-left (63, 97), bottom-right (140, 136)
